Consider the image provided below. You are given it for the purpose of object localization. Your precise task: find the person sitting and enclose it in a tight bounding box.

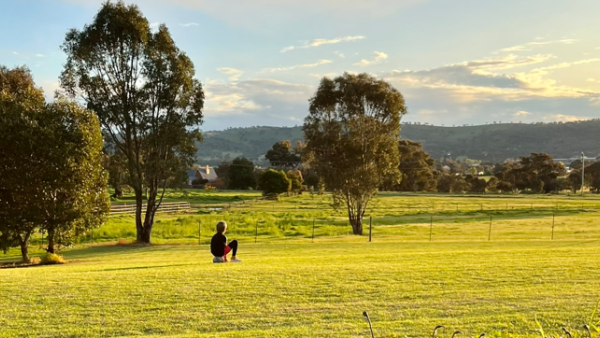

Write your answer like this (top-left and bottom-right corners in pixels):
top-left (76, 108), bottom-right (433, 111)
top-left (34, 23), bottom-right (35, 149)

top-left (211, 221), bottom-right (242, 263)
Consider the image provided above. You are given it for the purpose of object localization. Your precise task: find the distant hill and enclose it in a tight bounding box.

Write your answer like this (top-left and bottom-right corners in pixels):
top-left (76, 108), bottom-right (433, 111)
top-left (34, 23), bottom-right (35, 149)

top-left (196, 120), bottom-right (600, 166)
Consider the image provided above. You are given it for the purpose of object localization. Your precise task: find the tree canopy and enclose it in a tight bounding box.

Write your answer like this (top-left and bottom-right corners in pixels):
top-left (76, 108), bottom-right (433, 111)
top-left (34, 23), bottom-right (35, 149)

top-left (259, 170), bottom-right (291, 196)
top-left (0, 66), bottom-right (109, 262)
top-left (228, 157), bottom-right (257, 190)
top-left (265, 141), bottom-right (302, 169)
top-left (303, 73), bottom-right (406, 235)
top-left (60, 1), bottom-right (204, 243)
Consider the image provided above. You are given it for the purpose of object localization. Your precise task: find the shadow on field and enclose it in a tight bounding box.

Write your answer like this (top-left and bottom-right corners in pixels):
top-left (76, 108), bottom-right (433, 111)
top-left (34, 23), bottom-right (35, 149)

top-left (63, 244), bottom-right (179, 260)
top-left (97, 263), bottom-right (193, 272)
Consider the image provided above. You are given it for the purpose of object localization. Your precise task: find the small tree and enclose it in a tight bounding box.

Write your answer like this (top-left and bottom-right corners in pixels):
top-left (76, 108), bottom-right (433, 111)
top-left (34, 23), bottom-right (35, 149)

top-left (486, 176), bottom-right (499, 193)
top-left (304, 73), bottom-right (405, 235)
top-left (287, 170), bottom-right (304, 192)
top-left (228, 157), bottom-right (257, 190)
top-left (40, 100), bottom-right (110, 254)
top-left (259, 170), bottom-right (291, 195)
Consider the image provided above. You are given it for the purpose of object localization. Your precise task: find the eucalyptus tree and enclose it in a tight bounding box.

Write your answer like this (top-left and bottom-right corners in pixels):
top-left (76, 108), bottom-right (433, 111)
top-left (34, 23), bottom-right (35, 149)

top-left (60, 1), bottom-right (205, 243)
top-left (0, 66), bottom-right (109, 261)
top-left (303, 73), bottom-right (406, 235)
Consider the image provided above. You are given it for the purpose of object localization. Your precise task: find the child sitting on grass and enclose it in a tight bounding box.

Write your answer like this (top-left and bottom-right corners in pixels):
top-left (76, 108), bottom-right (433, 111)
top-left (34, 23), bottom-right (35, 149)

top-left (211, 221), bottom-right (242, 263)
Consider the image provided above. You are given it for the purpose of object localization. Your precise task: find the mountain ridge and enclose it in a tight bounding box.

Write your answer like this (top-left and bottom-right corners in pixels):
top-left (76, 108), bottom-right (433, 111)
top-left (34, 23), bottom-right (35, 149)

top-left (196, 120), bottom-right (600, 165)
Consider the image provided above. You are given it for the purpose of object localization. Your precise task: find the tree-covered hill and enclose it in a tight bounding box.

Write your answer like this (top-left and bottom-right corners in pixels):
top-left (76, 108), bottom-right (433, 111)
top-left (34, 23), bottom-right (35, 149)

top-left (196, 120), bottom-right (600, 165)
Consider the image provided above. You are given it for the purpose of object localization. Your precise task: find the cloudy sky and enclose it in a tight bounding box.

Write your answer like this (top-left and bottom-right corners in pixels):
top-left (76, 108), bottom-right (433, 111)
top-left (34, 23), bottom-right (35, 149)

top-left (2, 0), bottom-right (600, 130)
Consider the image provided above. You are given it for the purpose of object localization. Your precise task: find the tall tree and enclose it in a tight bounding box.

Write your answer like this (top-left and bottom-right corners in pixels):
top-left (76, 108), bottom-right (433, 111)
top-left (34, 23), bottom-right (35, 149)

top-left (0, 66), bottom-right (109, 261)
top-left (0, 66), bottom-right (47, 262)
top-left (265, 141), bottom-right (302, 169)
top-left (60, 1), bottom-right (204, 243)
top-left (228, 157), bottom-right (257, 190)
top-left (396, 140), bottom-right (436, 192)
top-left (304, 73), bottom-right (405, 235)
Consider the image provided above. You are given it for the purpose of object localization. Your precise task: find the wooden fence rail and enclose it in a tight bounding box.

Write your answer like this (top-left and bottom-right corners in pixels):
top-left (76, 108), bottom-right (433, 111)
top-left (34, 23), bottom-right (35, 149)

top-left (110, 202), bottom-right (191, 216)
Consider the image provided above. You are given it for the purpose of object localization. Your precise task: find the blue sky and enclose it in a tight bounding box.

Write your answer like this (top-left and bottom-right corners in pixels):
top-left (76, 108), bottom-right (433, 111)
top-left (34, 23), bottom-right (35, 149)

top-left (2, 0), bottom-right (600, 130)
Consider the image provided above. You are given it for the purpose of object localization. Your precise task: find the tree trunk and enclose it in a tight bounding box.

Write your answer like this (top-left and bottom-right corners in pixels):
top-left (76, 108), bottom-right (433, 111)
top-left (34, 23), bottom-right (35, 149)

top-left (138, 185), bottom-right (159, 244)
top-left (47, 228), bottom-right (55, 254)
top-left (18, 232), bottom-right (31, 263)
top-left (349, 215), bottom-right (363, 235)
top-left (135, 189), bottom-right (145, 243)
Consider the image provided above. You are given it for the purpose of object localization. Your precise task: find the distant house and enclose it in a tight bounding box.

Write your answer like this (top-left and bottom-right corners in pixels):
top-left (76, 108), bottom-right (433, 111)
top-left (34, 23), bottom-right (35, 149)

top-left (187, 166), bottom-right (218, 186)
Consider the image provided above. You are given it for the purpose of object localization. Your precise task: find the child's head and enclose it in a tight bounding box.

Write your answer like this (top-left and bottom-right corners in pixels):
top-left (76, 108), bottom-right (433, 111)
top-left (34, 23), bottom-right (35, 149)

top-left (216, 221), bottom-right (227, 234)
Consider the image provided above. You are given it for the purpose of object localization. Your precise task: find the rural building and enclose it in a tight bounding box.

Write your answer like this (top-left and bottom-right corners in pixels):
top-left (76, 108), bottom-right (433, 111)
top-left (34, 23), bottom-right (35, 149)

top-left (187, 165), bottom-right (218, 186)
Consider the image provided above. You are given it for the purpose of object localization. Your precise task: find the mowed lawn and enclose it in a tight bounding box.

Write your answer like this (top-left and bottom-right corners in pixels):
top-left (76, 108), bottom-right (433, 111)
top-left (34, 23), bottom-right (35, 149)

top-left (2, 240), bottom-right (600, 338)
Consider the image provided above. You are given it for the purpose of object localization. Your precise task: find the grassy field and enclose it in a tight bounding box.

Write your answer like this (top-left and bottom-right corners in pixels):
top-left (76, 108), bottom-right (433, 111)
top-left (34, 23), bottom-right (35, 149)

top-left (2, 192), bottom-right (600, 337)
top-left (77, 191), bottom-right (600, 245)
top-left (2, 241), bottom-right (600, 337)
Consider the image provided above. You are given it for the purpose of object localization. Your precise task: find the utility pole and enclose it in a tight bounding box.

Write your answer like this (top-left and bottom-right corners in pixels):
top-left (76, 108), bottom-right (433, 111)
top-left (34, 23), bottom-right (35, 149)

top-left (581, 152), bottom-right (585, 197)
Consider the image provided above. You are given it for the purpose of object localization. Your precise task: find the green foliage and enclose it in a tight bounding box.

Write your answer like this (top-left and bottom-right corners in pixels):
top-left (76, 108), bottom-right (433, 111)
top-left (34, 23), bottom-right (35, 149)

top-left (286, 170), bottom-right (303, 192)
top-left (585, 162), bottom-right (600, 193)
top-left (40, 100), bottom-right (110, 253)
top-left (259, 170), bottom-right (291, 195)
top-left (60, 1), bottom-right (204, 243)
top-left (265, 140), bottom-right (302, 169)
top-left (228, 157), bottom-right (256, 190)
top-left (495, 153), bottom-right (567, 193)
top-left (0, 66), bottom-right (45, 262)
top-left (0, 66), bottom-right (109, 261)
top-left (304, 73), bottom-right (406, 235)
top-left (393, 140), bottom-right (436, 192)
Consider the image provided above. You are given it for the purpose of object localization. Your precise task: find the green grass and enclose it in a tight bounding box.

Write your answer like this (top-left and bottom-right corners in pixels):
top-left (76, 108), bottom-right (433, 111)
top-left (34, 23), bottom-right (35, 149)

top-left (1, 241), bottom-right (600, 337)
top-left (3, 191), bottom-right (600, 337)
top-left (84, 191), bottom-right (600, 245)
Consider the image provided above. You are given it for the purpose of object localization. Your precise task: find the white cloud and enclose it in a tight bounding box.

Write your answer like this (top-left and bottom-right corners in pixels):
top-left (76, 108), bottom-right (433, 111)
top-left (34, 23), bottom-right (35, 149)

top-left (35, 54), bottom-right (44, 58)
top-left (262, 59), bottom-right (332, 73)
top-left (309, 73), bottom-right (338, 79)
top-left (179, 22), bottom-right (199, 27)
top-left (41, 81), bottom-right (60, 100)
top-left (497, 39), bottom-right (577, 53)
top-left (515, 111), bottom-right (529, 116)
top-left (280, 35), bottom-right (365, 53)
top-left (334, 51), bottom-right (345, 58)
top-left (354, 51), bottom-right (388, 66)
top-left (545, 114), bottom-right (587, 122)
top-left (204, 79), bottom-right (314, 118)
top-left (217, 67), bottom-right (244, 81)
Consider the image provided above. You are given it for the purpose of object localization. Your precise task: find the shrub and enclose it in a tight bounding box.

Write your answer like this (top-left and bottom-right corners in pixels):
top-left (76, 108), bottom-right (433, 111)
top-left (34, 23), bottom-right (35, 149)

top-left (259, 169), bottom-right (291, 195)
top-left (41, 253), bottom-right (66, 265)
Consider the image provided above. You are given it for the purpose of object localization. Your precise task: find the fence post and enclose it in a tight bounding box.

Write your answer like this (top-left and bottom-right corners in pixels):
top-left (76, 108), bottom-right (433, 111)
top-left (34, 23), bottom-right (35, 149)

top-left (488, 215), bottom-right (492, 241)
top-left (551, 211), bottom-right (555, 240)
top-left (429, 215), bottom-right (433, 242)
top-left (369, 217), bottom-right (372, 242)
top-left (312, 219), bottom-right (315, 243)
top-left (198, 221), bottom-right (201, 245)
top-left (255, 221), bottom-right (258, 244)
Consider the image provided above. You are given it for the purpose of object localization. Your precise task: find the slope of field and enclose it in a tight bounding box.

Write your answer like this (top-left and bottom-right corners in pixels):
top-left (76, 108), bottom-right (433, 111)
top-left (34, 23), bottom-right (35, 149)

top-left (2, 241), bottom-right (600, 338)
top-left (195, 120), bottom-right (600, 165)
